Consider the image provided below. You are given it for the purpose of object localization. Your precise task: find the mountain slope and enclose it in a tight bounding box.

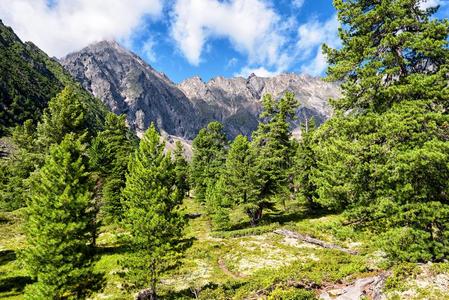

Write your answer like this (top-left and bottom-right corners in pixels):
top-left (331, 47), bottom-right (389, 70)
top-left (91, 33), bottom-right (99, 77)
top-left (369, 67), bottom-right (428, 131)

top-left (61, 41), bottom-right (201, 139)
top-left (0, 20), bottom-right (107, 137)
top-left (0, 20), bottom-right (64, 135)
top-left (179, 73), bottom-right (340, 138)
top-left (61, 41), bottom-right (341, 140)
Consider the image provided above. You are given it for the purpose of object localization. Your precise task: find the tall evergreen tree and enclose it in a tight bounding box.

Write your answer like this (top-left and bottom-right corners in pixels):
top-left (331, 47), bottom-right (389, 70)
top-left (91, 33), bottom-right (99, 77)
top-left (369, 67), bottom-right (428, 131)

top-left (312, 0), bottom-right (449, 261)
top-left (36, 85), bottom-right (104, 149)
top-left (173, 141), bottom-right (190, 198)
top-left (0, 120), bottom-right (38, 211)
top-left (23, 134), bottom-right (94, 299)
top-left (294, 118), bottom-right (319, 211)
top-left (323, 0), bottom-right (449, 112)
top-left (1, 86), bottom-right (105, 211)
top-left (223, 135), bottom-right (261, 226)
top-left (89, 113), bottom-right (137, 223)
top-left (248, 92), bottom-right (299, 224)
top-left (191, 122), bottom-right (228, 202)
top-left (205, 176), bottom-right (231, 230)
top-left (122, 124), bottom-right (185, 299)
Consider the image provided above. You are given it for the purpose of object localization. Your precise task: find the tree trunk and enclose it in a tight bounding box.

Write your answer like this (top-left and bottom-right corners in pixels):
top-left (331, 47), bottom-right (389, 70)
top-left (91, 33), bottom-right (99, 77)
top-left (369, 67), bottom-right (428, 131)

top-left (249, 206), bottom-right (263, 227)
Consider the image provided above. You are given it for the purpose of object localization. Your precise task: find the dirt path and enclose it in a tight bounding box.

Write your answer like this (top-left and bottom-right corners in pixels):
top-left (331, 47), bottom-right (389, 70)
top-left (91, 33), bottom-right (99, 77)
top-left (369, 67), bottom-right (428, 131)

top-left (217, 258), bottom-right (247, 279)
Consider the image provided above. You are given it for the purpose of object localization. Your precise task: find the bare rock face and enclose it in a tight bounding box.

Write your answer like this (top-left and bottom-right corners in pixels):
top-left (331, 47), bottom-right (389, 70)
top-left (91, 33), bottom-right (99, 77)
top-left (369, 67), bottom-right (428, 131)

top-left (61, 41), bottom-right (341, 140)
top-left (179, 73), bottom-right (341, 138)
top-left (61, 41), bottom-right (200, 139)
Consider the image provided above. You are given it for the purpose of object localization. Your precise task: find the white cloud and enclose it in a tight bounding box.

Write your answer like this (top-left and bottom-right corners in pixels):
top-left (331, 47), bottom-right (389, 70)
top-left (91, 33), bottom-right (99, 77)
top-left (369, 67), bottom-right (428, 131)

top-left (296, 14), bottom-right (340, 76)
top-left (141, 38), bottom-right (157, 62)
top-left (419, 0), bottom-right (440, 9)
top-left (170, 0), bottom-right (286, 68)
top-left (300, 46), bottom-right (328, 76)
top-left (296, 14), bottom-right (339, 57)
top-left (292, 0), bottom-right (305, 9)
top-left (0, 0), bottom-right (163, 57)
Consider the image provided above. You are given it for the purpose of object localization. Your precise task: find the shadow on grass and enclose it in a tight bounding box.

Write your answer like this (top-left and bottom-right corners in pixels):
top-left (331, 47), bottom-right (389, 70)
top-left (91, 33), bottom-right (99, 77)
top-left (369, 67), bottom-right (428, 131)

top-left (265, 207), bottom-right (333, 225)
top-left (0, 250), bottom-right (16, 266)
top-left (222, 207), bottom-right (337, 233)
top-left (0, 275), bottom-right (33, 293)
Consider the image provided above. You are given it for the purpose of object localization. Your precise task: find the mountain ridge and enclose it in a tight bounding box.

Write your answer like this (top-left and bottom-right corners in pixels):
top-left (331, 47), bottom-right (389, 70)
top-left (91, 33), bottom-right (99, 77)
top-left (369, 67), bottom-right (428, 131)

top-left (61, 40), bottom-right (341, 140)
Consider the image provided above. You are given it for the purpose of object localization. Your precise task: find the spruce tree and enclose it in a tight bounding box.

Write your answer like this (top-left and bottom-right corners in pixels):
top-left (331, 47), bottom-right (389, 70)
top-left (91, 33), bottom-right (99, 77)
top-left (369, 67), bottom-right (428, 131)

top-left (191, 121), bottom-right (228, 202)
top-left (23, 134), bottom-right (94, 299)
top-left (122, 124), bottom-right (185, 299)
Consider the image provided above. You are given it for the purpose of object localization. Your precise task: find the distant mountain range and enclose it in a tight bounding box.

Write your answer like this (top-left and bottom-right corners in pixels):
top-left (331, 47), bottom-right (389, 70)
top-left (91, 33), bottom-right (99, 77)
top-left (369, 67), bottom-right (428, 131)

top-left (61, 41), bottom-right (341, 141)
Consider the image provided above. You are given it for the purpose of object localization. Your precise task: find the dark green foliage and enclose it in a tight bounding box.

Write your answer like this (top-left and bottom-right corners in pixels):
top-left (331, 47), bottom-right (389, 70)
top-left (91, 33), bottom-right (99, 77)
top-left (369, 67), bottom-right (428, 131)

top-left (121, 124), bottom-right (185, 298)
top-left (1, 86), bottom-right (106, 211)
top-left (205, 177), bottom-right (231, 230)
top-left (221, 135), bottom-right (261, 226)
top-left (294, 119), bottom-right (319, 211)
top-left (23, 134), bottom-right (94, 299)
top-left (0, 121), bottom-right (40, 211)
top-left (0, 21), bottom-right (63, 136)
top-left (191, 122), bottom-right (228, 202)
top-left (173, 141), bottom-right (190, 198)
top-left (36, 85), bottom-right (105, 149)
top-left (323, 0), bottom-right (449, 113)
top-left (313, 0), bottom-right (449, 261)
top-left (89, 113), bottom-right (137, 223)
top-left (248, 92), bottom-right (299, 224)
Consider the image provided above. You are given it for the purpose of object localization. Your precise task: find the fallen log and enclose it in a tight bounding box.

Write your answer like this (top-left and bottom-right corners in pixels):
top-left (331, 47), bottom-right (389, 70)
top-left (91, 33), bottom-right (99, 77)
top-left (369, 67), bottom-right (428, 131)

top-left (273, 229), bottom-right (358, 255)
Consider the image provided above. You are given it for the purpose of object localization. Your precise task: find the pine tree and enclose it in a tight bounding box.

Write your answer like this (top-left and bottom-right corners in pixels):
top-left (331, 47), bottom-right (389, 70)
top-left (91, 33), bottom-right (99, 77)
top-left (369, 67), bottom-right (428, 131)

top-left (1, 86), bottom-right (106, 211)
top-left (122, 124), bottom-right (185, 299)
top-left (323, 0), bottom-right (449, 112)
top-left (0, 120), bottom-right (39, 210)
top-left (89, 113), bottom-right (137, 223)
top-left (173, 141), bottom-right (190, 198)
top-left (248, 92), bottom-right (299, 225)
top-left (36, 85), bottom-right (104, 148)
top-left (23, 134), bottom-right (94, 299)
top-left (191, 122), bottom-right (228, 202)
top-left (223, 135), bottom-right (261, 226)
top-left (205, 176), bottom-right (231, 230)
top-left (312, 0), bottom-right (449, 261)
top-left (294, 118), bottom-right (319, 211)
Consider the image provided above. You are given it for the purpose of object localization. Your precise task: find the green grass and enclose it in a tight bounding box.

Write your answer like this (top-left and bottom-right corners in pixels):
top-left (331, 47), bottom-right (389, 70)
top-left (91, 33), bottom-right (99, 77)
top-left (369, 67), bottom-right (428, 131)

top-left (0, 210), bottom-right (29, 300)
top-left (1, 198), bottom-right (449, 299)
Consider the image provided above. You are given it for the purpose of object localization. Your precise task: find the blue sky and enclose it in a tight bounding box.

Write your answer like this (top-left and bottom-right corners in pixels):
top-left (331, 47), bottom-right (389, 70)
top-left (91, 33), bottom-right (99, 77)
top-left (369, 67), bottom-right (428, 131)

top-left (0, 0), bottom-right (447, 82)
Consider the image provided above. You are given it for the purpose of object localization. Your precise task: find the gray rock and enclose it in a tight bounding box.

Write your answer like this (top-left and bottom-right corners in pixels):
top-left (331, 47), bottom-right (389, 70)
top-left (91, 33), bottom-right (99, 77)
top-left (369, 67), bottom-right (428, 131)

top-left (61, 41), bottom-right (200, 139)
top-left (61, 41), bottom-right (341, 141)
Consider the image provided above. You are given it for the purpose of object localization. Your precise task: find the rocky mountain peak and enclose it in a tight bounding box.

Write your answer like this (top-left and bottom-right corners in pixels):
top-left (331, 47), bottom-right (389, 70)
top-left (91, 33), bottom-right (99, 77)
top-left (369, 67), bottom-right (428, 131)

top-left (61, 41), bottom-right (201, 139)
top-left (61, 40), bottom-right (341, 141)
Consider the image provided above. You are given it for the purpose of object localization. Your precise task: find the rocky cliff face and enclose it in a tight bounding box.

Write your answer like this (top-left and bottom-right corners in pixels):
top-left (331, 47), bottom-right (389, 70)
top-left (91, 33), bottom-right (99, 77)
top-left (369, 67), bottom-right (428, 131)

top-left (61, 41), bottom-right (200, 139)
top-left (61, 41), bottom-right (341, 140)
top-left (178, 73), bottom-right (340, 138)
